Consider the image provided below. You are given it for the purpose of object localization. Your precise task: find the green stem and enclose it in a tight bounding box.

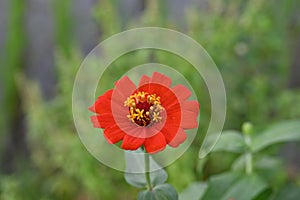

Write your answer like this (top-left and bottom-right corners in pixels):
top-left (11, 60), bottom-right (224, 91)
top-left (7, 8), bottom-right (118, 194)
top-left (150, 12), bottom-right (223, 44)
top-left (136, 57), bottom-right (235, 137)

top-left (242, 122), bottom-right (254, 175)
top-left (144, 152), bottom-right (152, 190)
top-left (244, 134), bottom-right (253, 174)
top-left (245, 152), bottom-right (253, 174)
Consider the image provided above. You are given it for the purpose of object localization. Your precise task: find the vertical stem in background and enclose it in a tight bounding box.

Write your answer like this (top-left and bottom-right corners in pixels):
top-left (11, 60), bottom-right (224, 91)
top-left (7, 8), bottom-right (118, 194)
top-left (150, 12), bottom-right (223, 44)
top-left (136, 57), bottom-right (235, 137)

top-left (0, 0), bottom-right (26, 172)
top-left (144, 152), bottom-right (152, 191)
top-left (157, 0), bottom-right (167, 26)
top-left (0, 0), bottom-right (25, 133)
top-left (144, 0), bottom-right (167, 27)
top-left (287, 0), bottom-right (300, 88)
top-left (52, 0), bottom-right (72, 56)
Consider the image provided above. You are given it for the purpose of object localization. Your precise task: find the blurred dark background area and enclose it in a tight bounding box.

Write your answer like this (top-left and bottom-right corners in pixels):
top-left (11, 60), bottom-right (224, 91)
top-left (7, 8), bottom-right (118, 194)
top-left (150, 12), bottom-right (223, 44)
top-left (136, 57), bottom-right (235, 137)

top-left (0, 0), bottom-right (300, 199)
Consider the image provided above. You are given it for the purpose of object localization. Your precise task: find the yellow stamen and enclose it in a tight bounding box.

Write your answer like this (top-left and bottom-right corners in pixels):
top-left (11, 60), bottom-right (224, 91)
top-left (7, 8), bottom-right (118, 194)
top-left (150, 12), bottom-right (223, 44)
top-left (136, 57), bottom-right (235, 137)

top-left (152, 112), bottom-right (162, 122)
top-left (124, 91), bottom-right (163, 126)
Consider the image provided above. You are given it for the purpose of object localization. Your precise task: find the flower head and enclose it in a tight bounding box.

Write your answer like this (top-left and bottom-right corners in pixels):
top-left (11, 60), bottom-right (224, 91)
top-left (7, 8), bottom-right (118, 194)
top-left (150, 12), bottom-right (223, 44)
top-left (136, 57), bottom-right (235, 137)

top-left (89, 72), bottom-right (200, 154)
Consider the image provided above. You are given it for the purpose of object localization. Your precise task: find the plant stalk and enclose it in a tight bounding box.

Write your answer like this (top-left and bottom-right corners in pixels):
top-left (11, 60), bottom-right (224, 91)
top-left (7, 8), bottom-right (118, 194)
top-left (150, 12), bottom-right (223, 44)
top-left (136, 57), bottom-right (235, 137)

top-left (244, 134), bottom-right (253, 174)
top-left (144, 152), bottom-right (152, 190)
top-left (245, 151), bottom-right (253, 174)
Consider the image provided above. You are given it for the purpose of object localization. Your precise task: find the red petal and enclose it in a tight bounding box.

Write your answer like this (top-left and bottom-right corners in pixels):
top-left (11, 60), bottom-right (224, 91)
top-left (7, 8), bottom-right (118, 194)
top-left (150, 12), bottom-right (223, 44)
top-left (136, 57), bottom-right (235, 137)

top-left (144, 132), bottom-right (166, 154)
top-left (89, 90), bottom-right (113, 114)
top-left (138, 75), bottom-right (150, 87)
top-left (121, 135), bottom-right (145, 150)
top-left (112, 76), bottom-right (136, 109)
top-left (161, 125), bottom-right (181, 143)
top-left (166, 102), bottom-right (181, 117)
top-left (114, 76), bottom-right (136, 98)
top-left (172, 85), bottom-right (191, 100)
top-left (150, 72), bottom-right (172, 87)
top-left (90, 114), bottom-right (114, 128)
top-left (137, 83), bottom-right (179, 109)
top-left (181, 100), bottom-right (200, 114)
top-left (181, 110), bottom-right (198, 129)
top-left (103, 124), bottom-right (125, 144)
top-left (159, 88), bottom-right (178, 107)
top-left (168, 128), bottom-right (187, 147)
top-left (111, 77), bottom-right (137, 130)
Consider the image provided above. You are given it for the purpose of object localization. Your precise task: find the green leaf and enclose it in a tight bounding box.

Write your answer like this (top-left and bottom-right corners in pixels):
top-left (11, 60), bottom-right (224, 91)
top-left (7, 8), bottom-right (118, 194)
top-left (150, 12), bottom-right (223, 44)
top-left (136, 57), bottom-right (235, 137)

top-left (251, 120), bottom-right (300, 152)
top-left (220, 174), bottom-right (268, 200)
top-left (211, 130), bottom-right (245, 153)
top-left (202, 172), bottom-right (267, 200)
top-left (124, 150), bottom-right (167, 188)
top-left (253, 188), bottom-right (272, 200)
top-left (138, 184), bottom-right (178, 200)
top-left (179, 182), bottom-right (207, 200)
top-left (231, 154), bottom-right (246, 171)
top-left (201, 172), bottom-right (241, 200)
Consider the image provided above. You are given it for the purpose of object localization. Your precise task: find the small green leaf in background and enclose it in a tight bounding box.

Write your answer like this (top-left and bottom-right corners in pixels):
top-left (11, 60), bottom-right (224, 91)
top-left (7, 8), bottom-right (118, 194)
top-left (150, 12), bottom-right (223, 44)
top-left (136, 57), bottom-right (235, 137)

top-left (251, 120), bottom-right (300, 152)
top-left (179, 182), bottom-right (207, 200)
top-left (138, 184), bottom-right (178, 200)
top-left (210, 130), bottom-right (245, 153)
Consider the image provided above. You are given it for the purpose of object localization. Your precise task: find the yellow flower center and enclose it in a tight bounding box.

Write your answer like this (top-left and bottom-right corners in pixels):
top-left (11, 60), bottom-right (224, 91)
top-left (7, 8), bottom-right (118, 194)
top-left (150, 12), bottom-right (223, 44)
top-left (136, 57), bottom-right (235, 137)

top-left (124, 91), bottom-right (164, 126)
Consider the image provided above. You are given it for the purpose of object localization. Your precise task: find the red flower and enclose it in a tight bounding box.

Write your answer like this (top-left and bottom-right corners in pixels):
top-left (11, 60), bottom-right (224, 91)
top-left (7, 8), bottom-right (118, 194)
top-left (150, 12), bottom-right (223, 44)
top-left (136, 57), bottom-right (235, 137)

top-left (89, 72), bottom-right (200, 154)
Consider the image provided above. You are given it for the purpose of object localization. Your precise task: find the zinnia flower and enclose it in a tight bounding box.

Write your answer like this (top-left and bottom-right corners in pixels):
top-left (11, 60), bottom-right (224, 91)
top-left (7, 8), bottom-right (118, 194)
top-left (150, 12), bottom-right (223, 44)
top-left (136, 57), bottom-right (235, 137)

top-left (89, 72), bottom-right (200, 154)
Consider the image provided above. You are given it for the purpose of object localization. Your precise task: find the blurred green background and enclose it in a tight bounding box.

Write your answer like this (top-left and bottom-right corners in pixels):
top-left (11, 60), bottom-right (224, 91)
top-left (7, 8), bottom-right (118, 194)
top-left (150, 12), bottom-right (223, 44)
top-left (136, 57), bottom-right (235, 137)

top-left (1, 0), bottom-right (300, 199)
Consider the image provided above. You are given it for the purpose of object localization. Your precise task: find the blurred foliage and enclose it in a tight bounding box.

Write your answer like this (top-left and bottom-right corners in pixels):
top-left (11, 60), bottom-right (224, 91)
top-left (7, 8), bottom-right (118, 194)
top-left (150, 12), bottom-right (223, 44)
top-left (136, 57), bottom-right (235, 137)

top-left (1, 0), bottom-right (300, 199)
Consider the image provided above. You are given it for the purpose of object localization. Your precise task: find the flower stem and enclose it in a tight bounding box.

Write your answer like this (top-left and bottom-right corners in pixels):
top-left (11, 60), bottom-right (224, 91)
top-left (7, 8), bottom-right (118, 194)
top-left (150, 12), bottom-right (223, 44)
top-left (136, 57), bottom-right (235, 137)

top-left (144, 152), bottom-right (152, 190)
